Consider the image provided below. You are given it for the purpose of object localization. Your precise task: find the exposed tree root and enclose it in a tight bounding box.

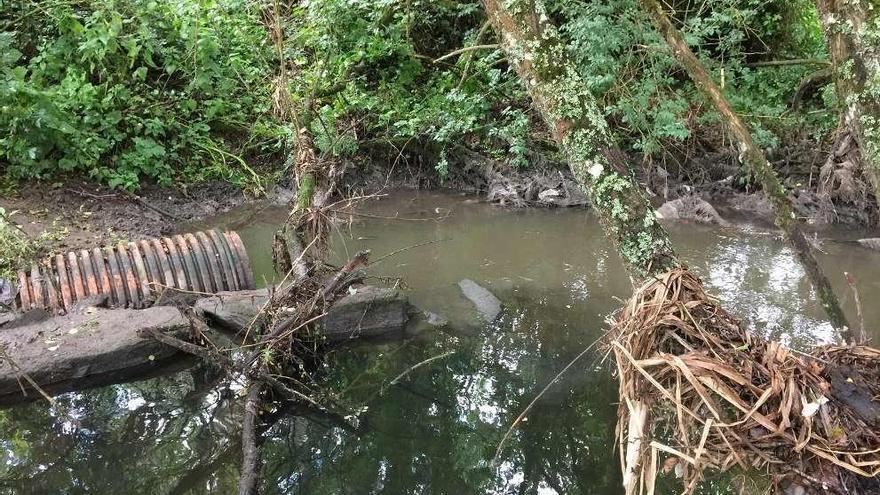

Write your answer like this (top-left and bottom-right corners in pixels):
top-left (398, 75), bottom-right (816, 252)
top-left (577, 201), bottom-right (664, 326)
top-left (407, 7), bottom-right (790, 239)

top-left (612, 268), bottom-right (880, 494)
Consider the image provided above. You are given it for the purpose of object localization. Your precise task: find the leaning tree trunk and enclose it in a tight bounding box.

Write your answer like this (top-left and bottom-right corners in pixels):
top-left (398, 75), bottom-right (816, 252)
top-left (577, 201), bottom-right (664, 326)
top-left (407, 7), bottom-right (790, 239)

top-left (482, 1), bottom-right (678, 282)
top-left (481, 2), bottom-right (676, 491)
top-left (814, 0), bottom-right (880, 214)
top-left (639, 0), bottom-right (853, 341)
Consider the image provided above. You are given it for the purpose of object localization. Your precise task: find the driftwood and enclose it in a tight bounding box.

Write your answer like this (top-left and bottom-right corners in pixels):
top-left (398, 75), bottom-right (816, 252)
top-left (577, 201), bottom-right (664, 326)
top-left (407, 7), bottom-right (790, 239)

top-left (612, 269), bottom-right (880, 494)
top-left (144, 238), bottom-right (385, 493)
top-left (239, 383), bottom-right (264, 495)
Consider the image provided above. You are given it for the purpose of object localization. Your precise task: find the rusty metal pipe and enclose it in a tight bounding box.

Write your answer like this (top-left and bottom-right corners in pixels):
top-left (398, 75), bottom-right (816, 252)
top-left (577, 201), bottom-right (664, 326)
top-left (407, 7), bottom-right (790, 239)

top-left (12, 230), bottom-right (254, 314)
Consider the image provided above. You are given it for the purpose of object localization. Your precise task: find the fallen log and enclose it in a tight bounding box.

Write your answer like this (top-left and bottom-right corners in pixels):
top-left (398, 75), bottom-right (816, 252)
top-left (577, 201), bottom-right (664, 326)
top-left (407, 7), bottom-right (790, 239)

top-left (0, 285), bottom-right (426, 405)
top-left (0, 305), bottom-right (191, 404)
top-left (194, 286), bottom-right (411, 342)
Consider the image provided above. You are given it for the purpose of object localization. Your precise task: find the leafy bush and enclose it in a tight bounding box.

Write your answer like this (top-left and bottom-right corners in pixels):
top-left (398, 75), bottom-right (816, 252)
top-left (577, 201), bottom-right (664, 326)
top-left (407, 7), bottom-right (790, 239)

top-left (280, 0), bottom-right (528, 168)
top-left (1, 0), bottom-right (279, 190)
top-left (280, 0), bottom-right (836, 173)
top-left (553, 0), bottom-right (832, 157)
top-left (1, 0), bottom-right (839, 187)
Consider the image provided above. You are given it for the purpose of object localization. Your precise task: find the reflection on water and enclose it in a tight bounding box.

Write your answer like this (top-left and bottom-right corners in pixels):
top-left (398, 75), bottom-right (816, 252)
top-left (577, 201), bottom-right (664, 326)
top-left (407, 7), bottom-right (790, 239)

top-left (2, 190), bottom-right (879, 494)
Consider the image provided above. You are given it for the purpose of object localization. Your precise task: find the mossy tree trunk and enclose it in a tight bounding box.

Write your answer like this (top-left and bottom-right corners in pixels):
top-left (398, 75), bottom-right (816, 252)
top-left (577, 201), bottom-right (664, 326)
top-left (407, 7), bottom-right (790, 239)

top-left (482, 0), bottom-right (678, 282)
top-left (481, 4), bottom-right (675, 489)
top-left (640, 0), bottom-right (853, 340)
top-left (814, 0), bottom-right (880, 210)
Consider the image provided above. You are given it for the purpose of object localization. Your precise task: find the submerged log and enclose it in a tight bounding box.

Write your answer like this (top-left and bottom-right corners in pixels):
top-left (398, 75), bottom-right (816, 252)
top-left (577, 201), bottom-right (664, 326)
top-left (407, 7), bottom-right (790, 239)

top-left (195, 286), bottom-right (411, 341)
top-left (0, 285), bottom-right (420, 405)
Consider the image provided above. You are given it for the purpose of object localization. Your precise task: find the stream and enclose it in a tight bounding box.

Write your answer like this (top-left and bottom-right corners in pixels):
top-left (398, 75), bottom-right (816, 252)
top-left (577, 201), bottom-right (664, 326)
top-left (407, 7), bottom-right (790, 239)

top-left (2, 190), bottom-right (879, 494)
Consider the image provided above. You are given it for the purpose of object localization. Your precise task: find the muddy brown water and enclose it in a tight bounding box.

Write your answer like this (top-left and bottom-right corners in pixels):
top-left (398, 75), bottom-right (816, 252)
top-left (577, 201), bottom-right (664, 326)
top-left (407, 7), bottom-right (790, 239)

top-left (2, 190), bottom-right (879, 494)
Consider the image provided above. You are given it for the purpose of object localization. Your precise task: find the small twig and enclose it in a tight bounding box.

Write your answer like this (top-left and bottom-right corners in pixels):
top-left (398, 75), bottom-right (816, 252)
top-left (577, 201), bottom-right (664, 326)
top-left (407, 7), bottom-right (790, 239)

top-left (0, 345), bottom-right (56, 406)
top-left (458, 21), bottom-right (491, 88)
top-left (319, 250), bottom-right (370, 298)
top-left (256, 311), bottom-right (328, 349)
top-left (493, 331), bottom-right (607, 464)
top-left (331, 209), bottom-right (453, 222)
top-left (370, 238), bottom-right (452, 266)
top-left (120, 189), bottom-right (183, 221)
top-left (65, 188), bottom-right (118, 200)
top-left (383, 351), bottom-right (455, 393)
top-left (146, 282), bottom-right (215, 297)
top-left (433, 44), bottom-right (499, 63)
top-left (743, 58), bottom-right (830, 68)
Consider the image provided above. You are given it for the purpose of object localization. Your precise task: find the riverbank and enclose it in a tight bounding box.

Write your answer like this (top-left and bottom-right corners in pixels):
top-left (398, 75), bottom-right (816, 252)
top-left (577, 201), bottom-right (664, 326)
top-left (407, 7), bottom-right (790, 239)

top-left (1, 146), bottom-right (877, 255)
top-left (0, 179), bottom-right (254, 253)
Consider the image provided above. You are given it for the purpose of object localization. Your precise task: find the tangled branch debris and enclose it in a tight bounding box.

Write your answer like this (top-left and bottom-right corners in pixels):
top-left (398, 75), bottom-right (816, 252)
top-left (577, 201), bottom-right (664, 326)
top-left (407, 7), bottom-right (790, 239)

top-left (612, 269), bottom-right (880, 494)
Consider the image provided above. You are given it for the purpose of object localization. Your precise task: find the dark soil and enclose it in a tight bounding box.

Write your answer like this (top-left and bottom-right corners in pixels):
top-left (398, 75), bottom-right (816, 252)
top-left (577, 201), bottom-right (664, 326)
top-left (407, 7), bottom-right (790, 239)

top-left (0, 179), bottom-right (258, 252)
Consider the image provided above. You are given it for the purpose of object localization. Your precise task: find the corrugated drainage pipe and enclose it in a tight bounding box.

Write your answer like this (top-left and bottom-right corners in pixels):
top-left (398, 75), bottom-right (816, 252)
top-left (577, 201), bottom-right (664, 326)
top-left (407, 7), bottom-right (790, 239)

top-left (13, 230), bottom-right (255, 313)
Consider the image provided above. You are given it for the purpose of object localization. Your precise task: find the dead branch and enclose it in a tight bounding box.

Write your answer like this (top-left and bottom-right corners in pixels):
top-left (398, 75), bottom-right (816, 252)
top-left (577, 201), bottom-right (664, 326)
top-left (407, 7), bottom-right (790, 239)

top-left (120, 189), bottom-right (182, 221)
top-left (139, 324), bottom-right (322, 409)
top-left (433, 43), bottom-right (499, 63)
top-left (238, 382), bottom-right (264, 495)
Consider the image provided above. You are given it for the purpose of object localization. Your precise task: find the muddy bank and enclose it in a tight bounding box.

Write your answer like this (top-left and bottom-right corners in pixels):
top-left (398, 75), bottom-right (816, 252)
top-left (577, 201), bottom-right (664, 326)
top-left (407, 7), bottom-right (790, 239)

top-left (2, 145), bottom-right (876, 255)
top-left (0, 179), bottom-right (256, 252)
top-left (339, 144), bottom-right (877, 227)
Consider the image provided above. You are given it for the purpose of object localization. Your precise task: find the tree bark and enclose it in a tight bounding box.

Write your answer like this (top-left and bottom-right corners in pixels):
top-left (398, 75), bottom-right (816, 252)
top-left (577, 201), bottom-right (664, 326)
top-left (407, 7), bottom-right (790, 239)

top-left (238, 383), bottom-right (264, 495)
top-left (482, 0), bottom-right (678, 281)
top-left (480, 7), bottom-right (675, 488)
top-left (814, 0), bottom-right (880, 208)
top-left (639, 0), bottom-right (853, 340)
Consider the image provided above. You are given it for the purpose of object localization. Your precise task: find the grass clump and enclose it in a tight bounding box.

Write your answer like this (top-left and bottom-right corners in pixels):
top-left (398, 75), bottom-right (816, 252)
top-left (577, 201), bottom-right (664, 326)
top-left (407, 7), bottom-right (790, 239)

top-left (0, 207), bottom-right (37, 285)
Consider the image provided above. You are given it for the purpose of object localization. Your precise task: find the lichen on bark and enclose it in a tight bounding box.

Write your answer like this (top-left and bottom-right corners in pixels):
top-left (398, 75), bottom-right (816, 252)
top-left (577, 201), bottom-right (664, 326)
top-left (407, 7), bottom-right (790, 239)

top-left (815, 0), bottom-right (880, 205)
top-left (484, 0), bottom-right (678, 280)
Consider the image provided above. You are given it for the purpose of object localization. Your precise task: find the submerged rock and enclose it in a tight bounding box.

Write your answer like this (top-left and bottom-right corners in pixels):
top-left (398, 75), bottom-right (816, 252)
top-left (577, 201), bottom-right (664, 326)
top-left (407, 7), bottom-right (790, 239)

top-left (858, 238), bottom-right (880, 251)
top-left (727, 192), bottom-right (774, 220)
top-left (486, 168), bottom-right (589, 208)
top-left (0, 278), bottom-right (12, 307)
top-left (405, 310), bottom-right (449, 337)
top-left (458, 279), bottom-right (502, 322)
top-left (0, 279), bottom-right (13, 327)
top-left (656, 196), bottom-right (729, 226)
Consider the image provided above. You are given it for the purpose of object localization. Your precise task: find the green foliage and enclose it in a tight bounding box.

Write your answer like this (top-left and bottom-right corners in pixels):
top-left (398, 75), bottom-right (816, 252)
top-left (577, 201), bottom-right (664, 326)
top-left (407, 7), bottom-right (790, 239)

top-left (553, 0), bottom-right (834, 157)
top-left (0, 207), bottom-right (37, 283)
top-left (1, 0), bottom-right (279, 190)
top-left (0, 0), bottom-right (843, 186)
top-left (282, 0), bottom-right (527, 170)
top-left (282, 0), bottom-right (838, 174)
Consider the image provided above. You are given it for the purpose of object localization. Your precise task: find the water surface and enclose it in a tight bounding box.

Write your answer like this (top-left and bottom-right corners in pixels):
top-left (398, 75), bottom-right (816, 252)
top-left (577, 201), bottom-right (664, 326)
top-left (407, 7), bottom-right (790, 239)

top-left (2, 190), bottom-right (879, 494)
